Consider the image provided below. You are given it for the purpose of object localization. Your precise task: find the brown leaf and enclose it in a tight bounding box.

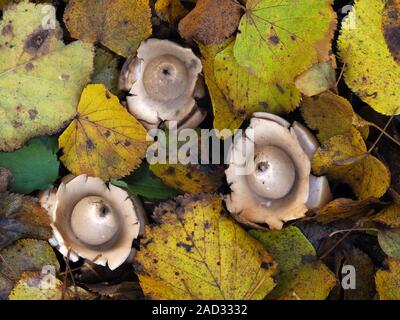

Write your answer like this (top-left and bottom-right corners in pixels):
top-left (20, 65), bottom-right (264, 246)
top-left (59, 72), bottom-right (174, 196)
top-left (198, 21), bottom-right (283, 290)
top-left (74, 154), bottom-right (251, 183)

top-left (179, 0), bottom-right (242, 45)
top-left (0, 193), bottom-right (52, 250)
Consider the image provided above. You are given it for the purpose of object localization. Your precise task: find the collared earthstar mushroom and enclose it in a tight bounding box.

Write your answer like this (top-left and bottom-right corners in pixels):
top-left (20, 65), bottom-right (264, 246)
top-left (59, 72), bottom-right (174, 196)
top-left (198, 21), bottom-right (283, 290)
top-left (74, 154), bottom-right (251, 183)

top-left (40, 175), bottom-right (146, 270)
top-left (119, 39), bottom-right (206, 130)
top-left (225, 112), bottom-right (332, 230)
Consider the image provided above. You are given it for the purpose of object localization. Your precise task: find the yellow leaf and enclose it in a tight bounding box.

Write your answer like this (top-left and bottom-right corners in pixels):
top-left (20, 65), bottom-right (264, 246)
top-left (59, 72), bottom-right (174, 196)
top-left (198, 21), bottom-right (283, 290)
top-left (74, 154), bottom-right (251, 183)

top-left (301, 91), bottom-right (369, 143)
top-left (295, 61), bottom-right (337, 97)
top-left (149, 163), bottom-right (224, 195)
top-left (251, 227), bottom-right (336, 300)
top-left (312, 128), bottom-right (390, 199)
top-left (8, 272), bottom-right (63, 300)
top-left (376, 258), bottom-right (400, 300)
top-left (155, 0), bottom-right (188, 24)
top-left (198, 42), bottom-right (244, 133)
top-left (310, 197), bottom-right (382, 224)
top-left (373, 205), bottom-right (400, 228)
top-left (64, 0), bottom-right (152, 57)
top-left (59, 84), bottom-right (149, 181)
top-left (214, 42), bottom-right (301, 117)
top-left (338, 0), bottom-right (400, 115)
top-left (134, 194), bottom-right (277, 300)
top-left (0, 2), bottom-right (93, 151)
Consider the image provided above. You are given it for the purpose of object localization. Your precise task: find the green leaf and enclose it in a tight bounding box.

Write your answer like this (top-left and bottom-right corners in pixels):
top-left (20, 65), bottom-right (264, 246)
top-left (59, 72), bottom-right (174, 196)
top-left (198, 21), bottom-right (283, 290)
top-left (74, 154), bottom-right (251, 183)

top-left (0, 2), bottom-right (93, 151)
top-left (250, 226), bottom-right (336, 300)
top-left (378, 228), bottom-right (400, 260)
top-left (214, 42), bottom-right (301, 117)
top-left (0, 137), bottom-right (59, 194)
top-left (92, 48), bottom-right (120, 94)
top-left (111, 163), bottom-right (179, 200)
top-left (234, 0), bottom-right (336, 84)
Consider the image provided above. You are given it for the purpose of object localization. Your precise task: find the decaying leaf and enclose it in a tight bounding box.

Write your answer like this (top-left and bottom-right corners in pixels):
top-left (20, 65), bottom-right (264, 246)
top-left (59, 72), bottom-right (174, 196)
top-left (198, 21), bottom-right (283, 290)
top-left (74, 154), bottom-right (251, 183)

top-left (295, 60), bottom-right (337, 97)
top-left (312, 128), bottom-right (390, 199)
top-left (309, 197), bottom-right (383, 224)
top-left (331, 248), bottom-right (376, 300)
top-left (250, 227), bottom-right (336, 300)
top-left (0, 239), bottom-right (59, 299)
top-left (149, 163), bottom-right (225, 195)
top-left (0, 239), bottom-right (59, 282)
top-left (92, 48), bottom-right (120, 95)
top-left (378, 228), bottom-right (400, 260)
top-left (376, 258), bottom-right (400, 300)
top-left (234, 0), bottom-right (336, 84)
top-left (214, 42), bottom-right (301, 117)
top-left (301, 91), bottom-right (369, 142)
top-left (0, 1), bottom-right (93, 152)
top-left (64, 0), bottom-right (152, 58)
top-left (86, 282), bottom-right (144, 300)
top-left (135, 194), bottom-right (277, 300)
top-left (7, 271), bottom-right (63, 300)
top-left (198, 41), bottom-right (244, 133)
top-left (338, 0), bottom-right (400, 115)
top-left (0, 167), bottom-right (12, 192)
top-left (373, 204), bottom-right (400, 228)
top-left (59, 84), bottom-right (149, 181)
top-left (0, 137), bottom-right (59, 194)
top-left (155, 0), bottom-right (188, 24)
top-left (0, 193), bottom-right (52, 251)
top-left (179, 0), bottom-right (242, 45)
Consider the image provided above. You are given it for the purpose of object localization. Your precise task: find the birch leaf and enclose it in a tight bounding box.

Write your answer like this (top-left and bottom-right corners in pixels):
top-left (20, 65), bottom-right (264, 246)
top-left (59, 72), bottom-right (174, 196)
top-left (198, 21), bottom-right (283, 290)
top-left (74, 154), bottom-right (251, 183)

top-left (59, 84), bottom-right (149, 181)
top-left (134, 194), bottom-right (277, 300)
top-left (198, 41), bottom-right (244, 133)
top-left (312, 128), bottom-right (390, 199)
top-left (338, 0), bottom-right (400, 115)
top-left (0, 1), bottom-right (93, 151)
top-left (376, 258), bottom-right (400, 300)
top-left (214, 42), bottom-right (301, 117)
top-left (234, 0), bottom-right (336, 84)
top-left (64, 0), bottom-right (152, 57)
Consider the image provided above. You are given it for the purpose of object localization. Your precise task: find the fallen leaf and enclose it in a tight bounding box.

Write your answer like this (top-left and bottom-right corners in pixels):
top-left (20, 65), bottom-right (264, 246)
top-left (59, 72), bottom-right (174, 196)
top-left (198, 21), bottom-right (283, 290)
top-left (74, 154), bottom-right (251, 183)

top-left (59, 84), bottom-right (149, 181)
top-left (309, 197), bottom-right (382, 224)
top-left (0, 193), bottom-right (52, 251)
top-left (375, 258), bottom-right (400, 300)
top-left (64, 0), bottom-right (152, 57)
top-left (111, 163), bottom-right (179, 200)
top-left (312, 128), bottom-right (390, 199)
top-left (0, 2), bottom-right (93, 151)
top-left (234, 0), bottom-right (336, 84)
top-left (301, 91), bottom-right (369, 143)
top-left (373, 204), bottom-right (400, 228)
top-left (0, 239), bottom-right (59, 282)
top-left (92, 48), bottom-right (120, 95)
top-left (179, 0), bottom-right (242, 45)
top-left (295, 61), bottom-right (337, 97)
top-left (377, 228), bottom-right (400, 260)
top-left (198, 41), bottom-right (244, 133)
top-left (0, 167), bottom-right (12, 192)
top-left (0, 137), bottom-right (59, 194)
top-left (86, 282), bottom-right (144, 300)
top-left (214, 42), bottom-right (301, 117)
top-left (155, 0), bottom-right (188, 24)
top-left (338, 0), bottom-right (400, 115)
top-left (7, 271), bottom-right (63, 300)
top-left (250, 226), bottom-right (336, 300)
top-left (134, 194), bottom-right (277, 300)
top-left (149, 163), bottom-right (225, 195)
top-left (0, 239), bottom-right (59, 299)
